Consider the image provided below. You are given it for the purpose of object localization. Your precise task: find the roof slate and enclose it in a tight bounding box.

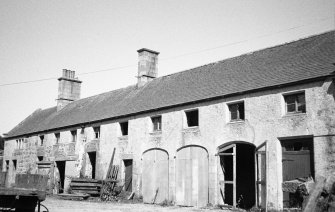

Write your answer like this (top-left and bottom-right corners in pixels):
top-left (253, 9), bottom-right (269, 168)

top-left (6, 31), bottom-right (335, 138)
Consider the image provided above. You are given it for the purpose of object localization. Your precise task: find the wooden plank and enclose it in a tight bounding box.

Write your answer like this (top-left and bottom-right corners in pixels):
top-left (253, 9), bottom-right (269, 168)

top-left (70, 189), bottom-right (100, 194)
top-left (71, 178), bottom-right (101, 183)
top-left (70, 182), bottom-right (102, 187)
top-left (105, 148), bottom-right (116, 179)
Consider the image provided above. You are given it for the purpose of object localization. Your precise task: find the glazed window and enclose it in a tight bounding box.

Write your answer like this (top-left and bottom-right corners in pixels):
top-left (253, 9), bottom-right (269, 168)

top-left (55, 133), bottom-right (60, 144)
top-left (185, 109), bottom-right (199, 127)
top-left (120, 122), bottom-right (128, 136)
top-left (71, 130), bottom-right (77, 142)
top-left (228, 102), bottom-right (245, 121)
top-left (93, 126), bottom-right (100, 139)
top-left (284, 92), bottom-right (306, 114)
top-left (151, 116), bottom-right (162, 131)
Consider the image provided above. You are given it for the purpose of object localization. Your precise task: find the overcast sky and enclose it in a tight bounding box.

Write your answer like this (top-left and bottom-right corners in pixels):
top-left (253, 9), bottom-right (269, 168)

top-left (0, 0), bottom-right (334, 135)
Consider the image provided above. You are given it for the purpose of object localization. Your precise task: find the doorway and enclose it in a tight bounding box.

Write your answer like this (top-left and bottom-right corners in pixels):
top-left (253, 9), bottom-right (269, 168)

top-left (88, 152), bottom-right (96, 179)
top-left (56, 161), bottom-right (66, 193)
top-left (281, 137), bottom-right (314, 208)
top-left (219, 143), bottom-right (256, 209)
top-left (124, 159), bottom-right (133, 192)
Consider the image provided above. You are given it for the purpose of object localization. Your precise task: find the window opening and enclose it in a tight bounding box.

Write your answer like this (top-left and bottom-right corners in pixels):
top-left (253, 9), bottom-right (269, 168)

top-left (39, 135), bottom-right (44, 146)
top-left (151, 116), bottom-right (162, 131)
top-left (185, 110), bottom-right (199, 127)
top-left (71, 130), bottom-right (77, 142)
top-left (284, 92), bottom-right (306, 114)
top-left (12, 160), bottom-right (17, 170)
top-left (228, 102), bottom-right (245, 121)
top-left (93, 126), bottom-right (100, 139)
top-left (120, 122), bottom-right (128, 136)
top-left (55, 133), bottom-right (60, 144)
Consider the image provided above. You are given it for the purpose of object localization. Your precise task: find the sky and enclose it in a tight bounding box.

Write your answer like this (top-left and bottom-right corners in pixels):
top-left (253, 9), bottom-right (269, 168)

top-left (0, 0), bottom-right (334, 135)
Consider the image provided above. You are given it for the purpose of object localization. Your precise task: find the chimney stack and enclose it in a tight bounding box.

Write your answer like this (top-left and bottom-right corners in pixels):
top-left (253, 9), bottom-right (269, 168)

top-left (57, 69), bottom-right (82, 111)
top-left (137, 48), bottom-right (159, 87)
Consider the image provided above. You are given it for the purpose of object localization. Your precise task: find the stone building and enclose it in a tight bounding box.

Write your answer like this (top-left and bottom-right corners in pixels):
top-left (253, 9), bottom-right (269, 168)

top-left (2, 31), bottom-right (335, 211)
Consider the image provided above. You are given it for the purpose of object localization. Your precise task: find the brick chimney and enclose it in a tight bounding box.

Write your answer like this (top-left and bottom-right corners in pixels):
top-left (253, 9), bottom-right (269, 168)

top-left (57, 69), bottom-right (82, 111)
top-left (137, 48), bottom-right (159, 87)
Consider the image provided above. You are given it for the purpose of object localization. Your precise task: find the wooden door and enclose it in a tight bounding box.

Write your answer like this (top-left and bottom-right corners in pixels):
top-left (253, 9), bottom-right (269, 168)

top-left (255, 141), bottom-right (267, 210)
top-left (218, 144), bottom-right (236, 207)
top-left (176, 146), bottom-right (208, 207)
top-left (124, 160), bottom-right (133, 192)
top-left (142, 149), bottom-right (169, 204)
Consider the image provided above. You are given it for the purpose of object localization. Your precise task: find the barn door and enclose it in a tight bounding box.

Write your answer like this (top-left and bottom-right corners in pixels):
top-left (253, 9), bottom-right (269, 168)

top-left (255, 141), bottom-right (267, 210)
top-left (218, 144), bottom-right (236, 207)
top-left (176, 146), bottom-right (208, 207)
top-left (142, 149), bottom-right (169, 204)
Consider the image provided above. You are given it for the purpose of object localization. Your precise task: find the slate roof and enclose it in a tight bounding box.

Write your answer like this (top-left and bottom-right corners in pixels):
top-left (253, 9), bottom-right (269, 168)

top-left (6, 30), bottom-right (335, 139)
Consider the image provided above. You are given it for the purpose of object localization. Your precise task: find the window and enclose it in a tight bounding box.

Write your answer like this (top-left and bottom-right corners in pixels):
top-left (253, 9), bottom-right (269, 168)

top-left (93, 126), bottom-right (100, 139)
top-left (71, 130), bottom-right (77, 142)
top-left (55, 133), bottom-right (60, 144)
top-left (16, 140), bottom-right (19, 149)
top-left (38, 156), bottom-right (43, 162)
top-left (12, 160), bottom-right (17, 170)
top-left (120, 122), bottom-right (128, 136)
top-left (151, 116), bottom-right (162, 131)
top-left (228, 102), bottom-right (245, 121)
top-left (284, 92), bottom-right (306, 114)
top-left (39, 135), bottom-right (44, 146)
top-left (185, 109), bottom-right (199, 127)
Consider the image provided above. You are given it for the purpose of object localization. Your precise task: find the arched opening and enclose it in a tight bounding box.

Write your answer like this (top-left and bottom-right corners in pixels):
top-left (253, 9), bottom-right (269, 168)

top-left (218, 142), bottom-right (256, 210)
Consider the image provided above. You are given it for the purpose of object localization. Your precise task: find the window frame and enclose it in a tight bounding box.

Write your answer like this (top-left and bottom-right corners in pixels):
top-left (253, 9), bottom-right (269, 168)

top-left (284, 92), bottom-right (306, 114)
top-left (228, 101), bottom-right (245, 122)
top-left (185, 109), bottom-right (199, 127)
top-left (151, 116), bottom-right (162, 132)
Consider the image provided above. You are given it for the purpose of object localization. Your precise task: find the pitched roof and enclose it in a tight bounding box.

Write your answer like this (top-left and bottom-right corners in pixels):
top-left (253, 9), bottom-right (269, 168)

top-left (6, 31), bottom-right (335, 139)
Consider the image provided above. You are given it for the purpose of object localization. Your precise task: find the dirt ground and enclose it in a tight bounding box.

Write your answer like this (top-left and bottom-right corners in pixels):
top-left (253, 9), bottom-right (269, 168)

top-left (41, 196), bottom-right (233, 212)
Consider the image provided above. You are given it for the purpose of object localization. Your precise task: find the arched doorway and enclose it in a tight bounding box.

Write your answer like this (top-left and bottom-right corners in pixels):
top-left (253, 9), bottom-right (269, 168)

top-left (142, 148), bottom-right (169, 204)
top-left (176, 145), bottom-right (208, 207)
top-left (218, 142), bottom-right (256, 209)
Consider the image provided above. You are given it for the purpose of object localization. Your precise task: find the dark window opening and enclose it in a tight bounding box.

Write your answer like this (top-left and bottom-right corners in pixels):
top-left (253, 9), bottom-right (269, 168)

top-left (120, 122), bottom-right (128, 136)
top-left (93, 126), bottom-right (100, 139)
top-left (185, 110), bottom-right (199, 127)
top-left (71, 130), bottom-right (77, 142)
top-left (12, 160), bottom-right (17, 170)
top-left (229, 102), bottom-right (245, 121)
top-left (284, 92), bottom-right (306, 114)
top-left (55, 133), bottom-right (60, 144)
top-left (38, 156), bottom-right (43, 162)
top-left (39, 135), bottom-right (44, 146)
top-left (151, 116), bottom-right (162, 131)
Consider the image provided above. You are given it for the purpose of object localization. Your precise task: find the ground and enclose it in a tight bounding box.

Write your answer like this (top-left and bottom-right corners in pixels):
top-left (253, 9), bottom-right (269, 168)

top-left (42, 196), bottom-right (234, 212)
